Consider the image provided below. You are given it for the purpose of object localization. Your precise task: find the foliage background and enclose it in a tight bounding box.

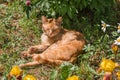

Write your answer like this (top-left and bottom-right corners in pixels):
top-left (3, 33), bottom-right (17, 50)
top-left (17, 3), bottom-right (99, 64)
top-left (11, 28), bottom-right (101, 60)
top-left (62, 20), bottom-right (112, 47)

top-left (0, 0), bottom-right (120, 80)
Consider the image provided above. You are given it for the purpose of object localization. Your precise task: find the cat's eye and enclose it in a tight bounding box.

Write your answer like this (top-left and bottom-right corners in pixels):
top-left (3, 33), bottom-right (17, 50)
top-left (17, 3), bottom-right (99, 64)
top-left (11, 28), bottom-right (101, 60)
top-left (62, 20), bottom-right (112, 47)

top-left (43, 28), bottom-right (48, 31)
top-left (42, 28), bottom-right (46, 32)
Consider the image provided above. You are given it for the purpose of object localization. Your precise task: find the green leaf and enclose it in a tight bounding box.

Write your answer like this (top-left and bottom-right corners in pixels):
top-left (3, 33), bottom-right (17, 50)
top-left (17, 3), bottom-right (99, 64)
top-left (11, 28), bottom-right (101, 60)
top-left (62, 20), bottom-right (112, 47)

top-left (61, 5), bottom-right (67, 16)
top-left (59, 62), bottom-right (78, 80)
top-left (50, 70), bottom-right (58, 80)
top-left (26, 6), bottom-right (31, 18)
top-left (67, 6), bottom-right (73, 19)
top-left (111, 31), bottom-right (118, 37)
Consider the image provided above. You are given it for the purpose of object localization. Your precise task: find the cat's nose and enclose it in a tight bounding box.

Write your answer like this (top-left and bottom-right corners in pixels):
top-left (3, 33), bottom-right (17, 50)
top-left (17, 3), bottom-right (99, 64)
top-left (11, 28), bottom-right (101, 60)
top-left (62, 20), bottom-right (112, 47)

top-left (49, 30), bottom-right (52, 35)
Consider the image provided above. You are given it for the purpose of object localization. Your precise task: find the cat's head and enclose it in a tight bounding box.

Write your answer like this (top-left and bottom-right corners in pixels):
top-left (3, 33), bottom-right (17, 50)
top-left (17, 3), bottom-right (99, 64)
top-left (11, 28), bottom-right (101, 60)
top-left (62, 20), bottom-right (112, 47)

top-left (41, 16), bottom-right (62, 38)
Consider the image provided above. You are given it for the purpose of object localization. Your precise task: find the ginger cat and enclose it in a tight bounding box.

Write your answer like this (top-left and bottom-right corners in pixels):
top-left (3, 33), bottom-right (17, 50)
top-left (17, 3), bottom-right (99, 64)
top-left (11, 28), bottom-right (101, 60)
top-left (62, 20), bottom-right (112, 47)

top-left (19, 16), bottom-right (85, 68)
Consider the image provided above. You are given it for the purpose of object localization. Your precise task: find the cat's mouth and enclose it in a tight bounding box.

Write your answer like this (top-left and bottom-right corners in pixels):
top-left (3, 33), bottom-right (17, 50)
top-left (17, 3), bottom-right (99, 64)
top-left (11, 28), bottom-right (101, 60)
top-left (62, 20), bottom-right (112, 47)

top-left (47, 33), bottom-right (58, 38)
top-left (46, 31), bottom-right (60, 38)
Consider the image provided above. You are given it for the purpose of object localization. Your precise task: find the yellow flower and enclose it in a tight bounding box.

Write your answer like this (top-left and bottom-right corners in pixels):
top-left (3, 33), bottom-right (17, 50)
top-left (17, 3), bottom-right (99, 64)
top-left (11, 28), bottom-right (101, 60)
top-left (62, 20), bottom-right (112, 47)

top-left (99, 58), bottom-right (116, 72)
top-left (117, 72), bottom-right (120, 80)
top-left (23, 74), bottom-right (37, 80)
top-left (117, 72), bottom-right (120, 77)
top-left (111, 44), bottom-right (118, 54)
top-left (66, 75), bottom-right (79, 80)
top-left (10, 65), bottom-right (22, 77)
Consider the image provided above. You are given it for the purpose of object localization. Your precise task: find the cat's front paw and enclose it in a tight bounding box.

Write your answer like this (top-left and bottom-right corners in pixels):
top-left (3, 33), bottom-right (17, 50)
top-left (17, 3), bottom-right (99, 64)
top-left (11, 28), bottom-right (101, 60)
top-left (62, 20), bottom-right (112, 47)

top-left (21, 51), bottom-right (30, 58)
top-left (29, 46), bottom-right (38, 54)
top-left (19, 64), bottom-right (25, 68)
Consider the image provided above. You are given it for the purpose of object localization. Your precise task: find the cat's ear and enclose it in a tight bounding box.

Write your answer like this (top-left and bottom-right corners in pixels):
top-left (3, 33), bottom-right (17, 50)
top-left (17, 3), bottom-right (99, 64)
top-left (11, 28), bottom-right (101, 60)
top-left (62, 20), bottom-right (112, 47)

top-left (57, 17), bottom-right (62, 24)
top-left (41, 16), bottom-right (48, 23)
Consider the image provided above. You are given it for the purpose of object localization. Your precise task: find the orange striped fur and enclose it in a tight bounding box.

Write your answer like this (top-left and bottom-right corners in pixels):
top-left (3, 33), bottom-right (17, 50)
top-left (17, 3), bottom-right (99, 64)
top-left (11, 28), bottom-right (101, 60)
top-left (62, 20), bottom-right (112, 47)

top-left (19, 16), bottom-right (85, 68)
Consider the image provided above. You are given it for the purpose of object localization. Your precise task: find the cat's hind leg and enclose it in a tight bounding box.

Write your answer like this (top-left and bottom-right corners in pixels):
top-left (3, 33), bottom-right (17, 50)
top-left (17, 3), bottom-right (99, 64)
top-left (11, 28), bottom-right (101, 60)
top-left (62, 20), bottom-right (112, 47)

top-left (19, 61), bottom-right (40, 68)
top-left (19, 54), bottom-right (45, 68)
top-left (21, 51), bottom-right (31, 58)
top-left (45, 59), bottom-right (65, 65)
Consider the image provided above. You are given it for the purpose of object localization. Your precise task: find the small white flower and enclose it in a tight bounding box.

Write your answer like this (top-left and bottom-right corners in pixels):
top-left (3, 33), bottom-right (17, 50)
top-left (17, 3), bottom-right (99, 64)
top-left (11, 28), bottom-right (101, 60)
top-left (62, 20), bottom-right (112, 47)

top-left (101, 27), bottom-right (106, 33)
top-left (114, 36), bottom-right (120, 45)
top-left (117, 29), bottom-right (120, 33)
top-left (101, 20), bottom-right (110, 32)
top-left (117, 23), bottom-right (120, 33)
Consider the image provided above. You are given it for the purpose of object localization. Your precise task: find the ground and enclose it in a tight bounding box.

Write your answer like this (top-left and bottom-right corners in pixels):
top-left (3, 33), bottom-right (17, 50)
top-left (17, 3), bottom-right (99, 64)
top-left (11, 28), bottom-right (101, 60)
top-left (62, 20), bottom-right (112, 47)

top-left (0, 1), bottom-right (120, 80)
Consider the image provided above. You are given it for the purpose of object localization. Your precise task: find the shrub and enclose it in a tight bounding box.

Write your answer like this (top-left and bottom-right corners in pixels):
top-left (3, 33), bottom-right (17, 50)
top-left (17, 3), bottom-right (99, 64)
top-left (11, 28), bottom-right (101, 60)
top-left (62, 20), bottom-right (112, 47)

top-left (21, 0), bottom-right (116, 28)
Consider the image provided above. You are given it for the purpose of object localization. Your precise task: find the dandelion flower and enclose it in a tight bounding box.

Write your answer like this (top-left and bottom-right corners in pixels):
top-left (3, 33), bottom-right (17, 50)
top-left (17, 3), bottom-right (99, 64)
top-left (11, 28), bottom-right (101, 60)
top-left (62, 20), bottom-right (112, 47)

top-left (66, 75), bottom-right (79, 80)
top-left (101, 20), bottom-right (110, 32)
top-left (111, 44), bottom-right (118, 54)
top-left (98, 59), bottom-right (119, 80)
top-left (10, 65), bottom-right (22, 77)
top-left (117, 72), bottom-right (120, 77)
top-left (99, 58), bottom-right (116, 72)
top-left (23, 74), bottom-right (36, 80)
top-left (114, 36), bottom-right (120, 45)
top-left (117, 72), bottom-right (120, 80)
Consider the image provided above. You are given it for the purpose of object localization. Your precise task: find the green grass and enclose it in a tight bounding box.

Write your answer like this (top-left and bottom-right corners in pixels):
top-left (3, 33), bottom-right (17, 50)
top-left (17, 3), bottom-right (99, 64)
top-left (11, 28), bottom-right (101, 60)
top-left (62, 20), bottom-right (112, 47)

top-left (0, 1), bottom-right (120, 80)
